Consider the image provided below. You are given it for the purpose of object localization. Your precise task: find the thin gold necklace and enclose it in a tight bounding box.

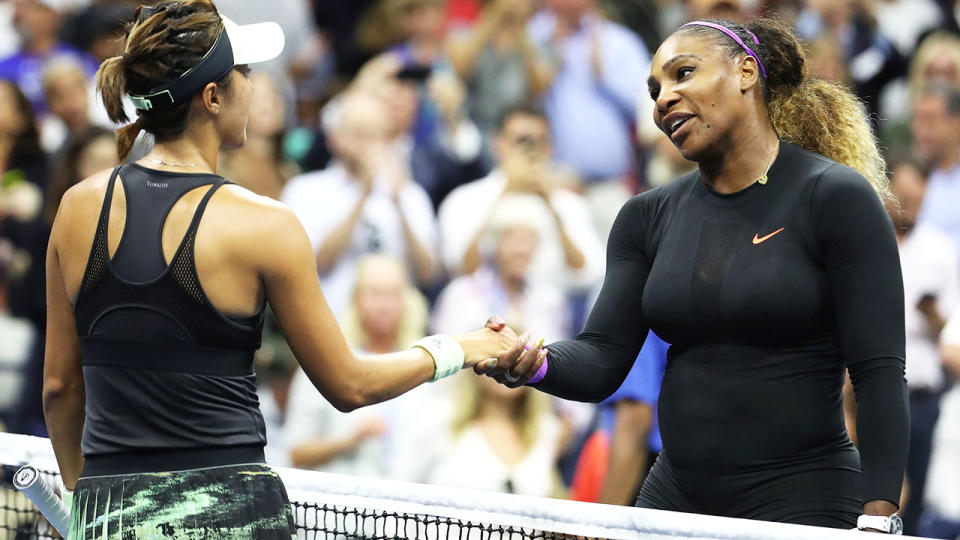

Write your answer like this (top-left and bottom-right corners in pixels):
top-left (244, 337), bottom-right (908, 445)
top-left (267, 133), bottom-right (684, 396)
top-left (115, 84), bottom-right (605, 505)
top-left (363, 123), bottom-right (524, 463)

top-left (756, 141), bottom-right (781, 186)
top-left (143, 156), bottom-right (199, 168)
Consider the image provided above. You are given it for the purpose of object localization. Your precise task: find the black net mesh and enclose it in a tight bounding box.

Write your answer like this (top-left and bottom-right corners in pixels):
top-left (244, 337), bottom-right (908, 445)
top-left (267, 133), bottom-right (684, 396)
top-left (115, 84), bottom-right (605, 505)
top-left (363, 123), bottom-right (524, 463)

top-left (1, 465), bottom-right (61, 539)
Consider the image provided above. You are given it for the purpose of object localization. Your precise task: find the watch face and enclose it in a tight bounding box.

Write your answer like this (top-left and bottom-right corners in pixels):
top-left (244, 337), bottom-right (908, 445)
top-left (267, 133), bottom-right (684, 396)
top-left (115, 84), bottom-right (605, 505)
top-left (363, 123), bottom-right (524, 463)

top-left (889, 514), bottom-right (903, 535)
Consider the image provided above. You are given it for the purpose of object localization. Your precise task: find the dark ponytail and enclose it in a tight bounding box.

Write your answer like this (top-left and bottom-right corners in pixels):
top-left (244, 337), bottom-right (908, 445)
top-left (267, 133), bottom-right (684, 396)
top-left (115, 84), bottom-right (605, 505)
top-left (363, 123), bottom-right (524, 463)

top-left (95, 0), bottom-right (232, 160)
top-left (677, 18), bottom-right (889, 199)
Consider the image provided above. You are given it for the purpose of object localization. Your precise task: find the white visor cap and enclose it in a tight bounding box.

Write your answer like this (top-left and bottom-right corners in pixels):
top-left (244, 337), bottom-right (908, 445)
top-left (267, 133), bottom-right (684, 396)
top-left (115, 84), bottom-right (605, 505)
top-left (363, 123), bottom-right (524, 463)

top-left (222, 15), bottom-right (285, 65)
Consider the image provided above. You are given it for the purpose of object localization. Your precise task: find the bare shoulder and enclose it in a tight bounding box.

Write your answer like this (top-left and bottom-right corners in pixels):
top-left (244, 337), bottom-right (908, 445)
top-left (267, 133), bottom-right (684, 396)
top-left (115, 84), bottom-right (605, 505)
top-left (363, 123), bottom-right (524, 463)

top-left (214, 184), bottom-right (305, 237)
top-left (210, 183), bottom-right (312, 263)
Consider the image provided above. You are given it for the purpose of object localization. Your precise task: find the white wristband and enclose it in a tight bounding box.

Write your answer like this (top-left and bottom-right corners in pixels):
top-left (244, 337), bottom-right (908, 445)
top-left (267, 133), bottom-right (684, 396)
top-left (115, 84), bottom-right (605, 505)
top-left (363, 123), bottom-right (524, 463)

top-left (410, 334), bottom-right (464, 381)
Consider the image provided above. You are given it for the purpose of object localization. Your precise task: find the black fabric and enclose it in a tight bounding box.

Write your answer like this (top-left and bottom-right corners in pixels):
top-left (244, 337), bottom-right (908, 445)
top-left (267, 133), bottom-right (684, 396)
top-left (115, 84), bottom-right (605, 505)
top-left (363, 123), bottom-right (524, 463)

top-left (535, 142), bottom-right (908, 517)
top-left (74, 163), bottom-right (266, 460)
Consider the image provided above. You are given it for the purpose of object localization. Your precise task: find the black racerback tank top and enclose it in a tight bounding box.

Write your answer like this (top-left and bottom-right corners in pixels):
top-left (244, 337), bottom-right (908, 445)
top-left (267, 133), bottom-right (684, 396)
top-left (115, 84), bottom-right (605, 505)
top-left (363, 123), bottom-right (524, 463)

top-left (74, 163), bottom-right (267, 474)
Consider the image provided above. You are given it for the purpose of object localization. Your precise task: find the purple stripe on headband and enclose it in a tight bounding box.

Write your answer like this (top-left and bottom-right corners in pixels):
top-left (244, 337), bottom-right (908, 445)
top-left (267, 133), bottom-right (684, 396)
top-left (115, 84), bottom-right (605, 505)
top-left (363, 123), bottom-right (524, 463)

top-left (679, 21), bottom-right (767, 79)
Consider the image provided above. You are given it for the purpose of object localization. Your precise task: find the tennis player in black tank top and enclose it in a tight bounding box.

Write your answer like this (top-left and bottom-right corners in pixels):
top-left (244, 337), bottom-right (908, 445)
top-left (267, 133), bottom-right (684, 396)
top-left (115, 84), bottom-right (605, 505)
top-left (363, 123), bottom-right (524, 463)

top-left (478, 19), bottom-right (909, 534)
top-left (42, 2), bottom-right (518, 538)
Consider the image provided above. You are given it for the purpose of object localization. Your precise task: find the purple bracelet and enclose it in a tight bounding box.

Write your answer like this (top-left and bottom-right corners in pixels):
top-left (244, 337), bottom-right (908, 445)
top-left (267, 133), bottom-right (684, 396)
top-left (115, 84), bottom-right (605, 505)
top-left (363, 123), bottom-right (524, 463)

top-left (527, 356), bottom-right (549, 385)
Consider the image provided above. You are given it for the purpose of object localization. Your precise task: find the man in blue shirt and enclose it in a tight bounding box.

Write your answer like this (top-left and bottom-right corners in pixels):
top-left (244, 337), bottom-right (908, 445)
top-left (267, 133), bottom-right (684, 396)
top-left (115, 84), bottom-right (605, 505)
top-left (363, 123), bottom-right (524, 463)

top-left (913, 85), bottom-right (960, 259)
top-left (527, 0), bottom-right (650, 236)
top-left (0, 0), bottom-right (98, 116)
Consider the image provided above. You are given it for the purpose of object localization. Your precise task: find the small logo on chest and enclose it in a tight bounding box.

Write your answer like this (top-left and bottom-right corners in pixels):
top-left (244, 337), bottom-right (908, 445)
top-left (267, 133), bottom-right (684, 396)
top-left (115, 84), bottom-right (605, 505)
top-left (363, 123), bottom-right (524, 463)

top-left (752, 227), bottom-right (784, 245)
top-left (146, 180), bottom-right (169, 189)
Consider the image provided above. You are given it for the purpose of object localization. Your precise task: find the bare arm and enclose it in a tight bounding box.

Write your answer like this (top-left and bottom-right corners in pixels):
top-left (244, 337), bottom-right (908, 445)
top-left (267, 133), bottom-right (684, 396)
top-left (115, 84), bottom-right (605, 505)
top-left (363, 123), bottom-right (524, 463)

top-left (396, 197), bottom-right (438, 284)
top-left (447, 12), bottom-right (498, 78)
top-left (544, 195), bottom-right (585, 270)
top-left (943, 343), bottom-right (960, 379)
top-left (42, 203), bottom-right (85, 489)
top-left (289, 417), bottom-right (384, 469)
top-left (259, 204), bottom-right (514, 411)
top-left (598, 400), bottom-right (652, 505)
top-left (315, 188), bottom-right (370, 273)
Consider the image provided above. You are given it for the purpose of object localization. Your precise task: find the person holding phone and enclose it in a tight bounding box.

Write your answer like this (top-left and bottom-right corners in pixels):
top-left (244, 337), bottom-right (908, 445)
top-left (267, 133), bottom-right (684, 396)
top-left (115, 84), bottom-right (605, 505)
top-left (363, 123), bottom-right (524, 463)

top-left (438, 103), bottom-right (604, 298)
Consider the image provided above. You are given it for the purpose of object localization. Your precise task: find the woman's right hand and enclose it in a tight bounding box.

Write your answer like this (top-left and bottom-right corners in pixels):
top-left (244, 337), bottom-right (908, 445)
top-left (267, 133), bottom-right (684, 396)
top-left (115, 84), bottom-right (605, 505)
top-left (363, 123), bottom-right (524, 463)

top-left (455, 316), bottom-right (522, 370)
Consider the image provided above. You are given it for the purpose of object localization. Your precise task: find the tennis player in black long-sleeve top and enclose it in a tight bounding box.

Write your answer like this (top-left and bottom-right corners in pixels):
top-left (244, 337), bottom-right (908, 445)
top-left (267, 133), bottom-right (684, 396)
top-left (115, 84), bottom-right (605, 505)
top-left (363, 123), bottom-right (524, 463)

top-left (482, 18), bottom-right (908, 532)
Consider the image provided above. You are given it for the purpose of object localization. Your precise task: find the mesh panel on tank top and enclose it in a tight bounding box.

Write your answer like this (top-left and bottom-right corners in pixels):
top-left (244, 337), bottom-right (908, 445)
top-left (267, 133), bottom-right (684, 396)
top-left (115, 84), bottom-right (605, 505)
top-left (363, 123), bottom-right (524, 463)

top-left (79, 209), bottom-right (110, 299)
top-left (172, 229), bottom-right (205, 305)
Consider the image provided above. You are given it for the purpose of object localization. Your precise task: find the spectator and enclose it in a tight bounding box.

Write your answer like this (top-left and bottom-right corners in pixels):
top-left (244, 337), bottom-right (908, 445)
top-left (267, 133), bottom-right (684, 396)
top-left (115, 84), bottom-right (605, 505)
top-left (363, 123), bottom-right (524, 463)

top-left (280, 90), bottom-right (440, 317)
top-left (350, 52), bottom-right (489, 210)
top-left (885, 153), bottom-right (959, 535)
top-left (0, 79), bottom-right (47, 328)
top-left (528, 0), bottom-right (651, 236)
top-left (426, 373), bottom-right (566, 497)
top-left (283, 255), bottom-right (433, 479)
top-left (0, 238), bottom-right (36, 431)
top-left (913, 85), bottom-right (960, 255)
top-left (447, 0), bottom-right (553, 138)
top-left (39, 56), bottom-right (109, 154)
top-left (220, 71), bottom-right (298, 199)
top-left (0, 79), bottom-right (47, 436)
top-left (918, 313), bottom-right (960, 539)
top-left (59, 3), bottom-right (132, 63)
top-left (908, 32), bottom-right (960, 98)
top-left (432, 208), bottom-right (570, 343)
top-left (438, 104), bottom-right (603, 299)
top-left (566, 331), bottom-right (666, 505)
top-left (43, 126), bottom-right (116, 227)
top-left (0, 0), bottom-right (98, 116)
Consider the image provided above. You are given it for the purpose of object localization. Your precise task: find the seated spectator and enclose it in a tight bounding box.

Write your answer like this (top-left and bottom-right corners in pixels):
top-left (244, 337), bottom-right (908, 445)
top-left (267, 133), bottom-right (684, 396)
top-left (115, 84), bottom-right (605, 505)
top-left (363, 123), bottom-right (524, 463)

top-left (43, 126), bottom-right (117, 228)
top-left (39, 57), bottom-right (115, 154)
top-left (432, 209), bottom-right (569, 343)
top-left (0, 238), bottom-right (36, 431)
top-left (220, 71), bottom-right (298, 199)
top-left (348, 52), bottom-right (489, 208)
top-left (884, 153), bottom-right (959, 534)
top-left (918, 313), bottom-right (960, 539)
top-left (0, 0), bottom-right (98, 116)
top-left (426, 372), bottom-right (566, 497)
top-left (280, 90), bottom-right (440, 317)
top-left (913, 85), bottom-right (960, 255)
top-left (527, 0), bottom-right (651, 236)
top-left (909, 32), bottom-right (960, 97)
top-left (447, 0), bottom-right (552, 138)
top-left (438, 104), bottom-right (603, 298)
top-left (284, 255), bottom-right (438, 480)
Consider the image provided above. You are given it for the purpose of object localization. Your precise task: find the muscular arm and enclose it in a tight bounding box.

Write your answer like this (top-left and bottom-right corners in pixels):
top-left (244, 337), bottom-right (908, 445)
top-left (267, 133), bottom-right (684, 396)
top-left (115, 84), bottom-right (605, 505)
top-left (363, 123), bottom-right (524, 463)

top-left (42, 202), bottom-right (85, 489)
top-left (531, 196), bottom-right (651, 401)
top-left (257, 203), bottom-right (512, 411)
top-left (814, 166), bottom-right (909, 510)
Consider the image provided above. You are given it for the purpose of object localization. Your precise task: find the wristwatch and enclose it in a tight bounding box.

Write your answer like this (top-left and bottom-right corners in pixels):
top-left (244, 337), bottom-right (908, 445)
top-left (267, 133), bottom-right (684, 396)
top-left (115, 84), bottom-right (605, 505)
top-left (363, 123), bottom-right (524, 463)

top-left (856, 513), bottom-right (903, 535)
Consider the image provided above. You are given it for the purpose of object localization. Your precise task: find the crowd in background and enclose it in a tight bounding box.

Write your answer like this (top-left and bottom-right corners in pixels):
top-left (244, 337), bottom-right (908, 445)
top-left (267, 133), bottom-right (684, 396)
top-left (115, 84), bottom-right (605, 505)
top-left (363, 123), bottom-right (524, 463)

top-left (1, 0), bottom-right (960, 537)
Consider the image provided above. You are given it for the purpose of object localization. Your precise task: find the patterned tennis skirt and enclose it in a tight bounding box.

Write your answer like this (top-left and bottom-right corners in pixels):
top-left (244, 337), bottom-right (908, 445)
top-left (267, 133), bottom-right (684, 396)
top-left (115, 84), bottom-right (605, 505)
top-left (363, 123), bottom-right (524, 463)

top-left (68, 463), bottom-right (296, 539)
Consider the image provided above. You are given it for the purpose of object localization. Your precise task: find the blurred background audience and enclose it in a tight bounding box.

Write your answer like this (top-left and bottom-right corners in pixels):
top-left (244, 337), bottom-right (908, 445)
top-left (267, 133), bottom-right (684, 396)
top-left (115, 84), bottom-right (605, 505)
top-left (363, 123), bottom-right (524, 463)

top-left (2, 0), bottom-right (960, 534)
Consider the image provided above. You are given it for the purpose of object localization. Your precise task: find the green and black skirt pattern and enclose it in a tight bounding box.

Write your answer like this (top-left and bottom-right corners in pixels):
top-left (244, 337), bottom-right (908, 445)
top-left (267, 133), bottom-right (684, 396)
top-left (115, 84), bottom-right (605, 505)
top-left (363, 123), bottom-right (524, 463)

top-left (68, 463), bottom-right (296, 539)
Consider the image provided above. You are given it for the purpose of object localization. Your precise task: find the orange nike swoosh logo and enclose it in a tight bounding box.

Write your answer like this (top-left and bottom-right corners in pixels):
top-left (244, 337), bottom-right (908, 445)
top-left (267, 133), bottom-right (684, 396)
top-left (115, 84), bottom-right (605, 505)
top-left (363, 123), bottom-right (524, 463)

top-left (752, 227), bottom-right (785, 245)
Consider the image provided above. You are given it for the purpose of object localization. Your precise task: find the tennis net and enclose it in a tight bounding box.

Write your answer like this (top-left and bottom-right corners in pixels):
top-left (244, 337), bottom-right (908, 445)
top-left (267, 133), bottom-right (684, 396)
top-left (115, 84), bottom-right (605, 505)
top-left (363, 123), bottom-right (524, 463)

top-left (1, 432), bottom-right (912, 539)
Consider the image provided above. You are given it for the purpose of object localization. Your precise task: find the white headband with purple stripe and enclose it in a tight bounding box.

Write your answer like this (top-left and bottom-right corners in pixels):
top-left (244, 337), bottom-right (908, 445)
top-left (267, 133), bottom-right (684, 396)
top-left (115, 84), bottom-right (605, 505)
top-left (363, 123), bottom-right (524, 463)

top-left (680, 20), bottom-right (768, 79)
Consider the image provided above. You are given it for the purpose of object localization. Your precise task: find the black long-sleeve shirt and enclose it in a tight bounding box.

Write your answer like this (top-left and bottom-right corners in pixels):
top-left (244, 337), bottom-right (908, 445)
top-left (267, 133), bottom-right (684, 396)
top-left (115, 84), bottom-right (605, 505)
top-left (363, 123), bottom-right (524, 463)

top-left (535, 142), bottom-right (908, 506)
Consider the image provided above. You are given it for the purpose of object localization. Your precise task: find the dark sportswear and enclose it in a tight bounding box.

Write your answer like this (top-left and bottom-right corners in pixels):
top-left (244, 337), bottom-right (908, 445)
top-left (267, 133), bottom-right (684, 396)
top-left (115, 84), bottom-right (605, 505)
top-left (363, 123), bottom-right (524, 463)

top-left (74, 164), bottom-right (266, 474)
top-left (70, 464), bottom-right (295, 539)
top-left (535, 142), bottom-right (908, 524)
